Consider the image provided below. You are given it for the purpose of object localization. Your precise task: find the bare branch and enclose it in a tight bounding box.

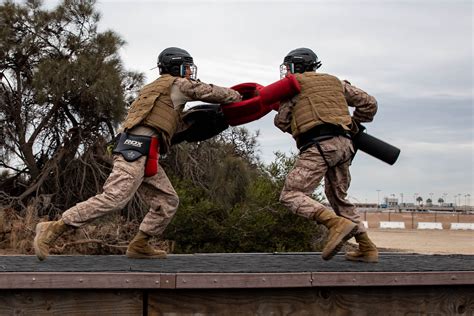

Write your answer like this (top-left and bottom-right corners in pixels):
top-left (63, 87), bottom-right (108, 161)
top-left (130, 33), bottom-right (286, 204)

top-left (26, 102), bottom-right (64, 146)
top-left (17, 146), bottom-right (66, 201)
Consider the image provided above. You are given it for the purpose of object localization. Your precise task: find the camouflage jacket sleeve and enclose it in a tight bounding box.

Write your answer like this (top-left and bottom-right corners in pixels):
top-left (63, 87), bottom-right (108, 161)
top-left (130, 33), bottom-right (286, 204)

top-left (342, 80), bottom-right (378, 123)
top-left (274, 98), bottom-right (295, 133)
top-left (174, 78), bottom-right (242, 104)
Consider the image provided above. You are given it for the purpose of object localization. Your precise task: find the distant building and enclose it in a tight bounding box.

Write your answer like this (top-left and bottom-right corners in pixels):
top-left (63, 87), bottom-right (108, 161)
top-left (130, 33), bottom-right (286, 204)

top-left (383, 197), bottom-right (398, 207)
top-left (442, 203), bottom-right (454, 207)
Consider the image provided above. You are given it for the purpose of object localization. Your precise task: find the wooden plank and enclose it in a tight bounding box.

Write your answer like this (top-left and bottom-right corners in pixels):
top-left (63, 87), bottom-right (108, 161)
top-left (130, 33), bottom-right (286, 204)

top-left (0, 290), bottom-right (142, 315)
top-left (148, 286), bottom-right (474, 315)
top-left (312, 271), bottom-right (474, 286)
top-left (0, 272), bottom-right (163, 289)
top-left (159, 273), bottom-right (176, 289)
top-left (176, 273), bottom-right (313, 289)
top-left (2, 271), bottom-right (473, 289)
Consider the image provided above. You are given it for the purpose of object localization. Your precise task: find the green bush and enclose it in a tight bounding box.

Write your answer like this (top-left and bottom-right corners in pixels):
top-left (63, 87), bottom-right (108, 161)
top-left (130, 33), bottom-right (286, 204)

top-left (163, 129), bottom-right (326, 253)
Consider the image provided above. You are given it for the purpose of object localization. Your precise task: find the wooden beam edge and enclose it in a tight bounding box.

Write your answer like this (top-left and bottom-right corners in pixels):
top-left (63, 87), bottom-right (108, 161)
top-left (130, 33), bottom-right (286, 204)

top-left (311, 271), bottom-right (474, 287)
top-left (0, 271), bottom-right (473, 289)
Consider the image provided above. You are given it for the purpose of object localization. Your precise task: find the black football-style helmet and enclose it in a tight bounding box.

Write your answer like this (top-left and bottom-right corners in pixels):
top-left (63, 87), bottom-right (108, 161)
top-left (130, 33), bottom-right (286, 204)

top-left (280, 47), bottom-right (322, 78)
top-left (157, 47), bottom-right (197, 79)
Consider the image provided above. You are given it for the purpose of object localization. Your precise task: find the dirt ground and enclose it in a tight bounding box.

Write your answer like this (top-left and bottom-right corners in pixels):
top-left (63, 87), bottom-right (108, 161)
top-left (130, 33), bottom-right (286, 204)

top-left (365, 228), bottom-right (474, 255)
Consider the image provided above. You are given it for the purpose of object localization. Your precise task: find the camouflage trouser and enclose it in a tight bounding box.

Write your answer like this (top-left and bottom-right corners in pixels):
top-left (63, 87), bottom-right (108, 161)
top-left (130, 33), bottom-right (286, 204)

top-left (62, 155), bottom-right (179, 236)
top-left (280, 136), bottom-right (366, 233)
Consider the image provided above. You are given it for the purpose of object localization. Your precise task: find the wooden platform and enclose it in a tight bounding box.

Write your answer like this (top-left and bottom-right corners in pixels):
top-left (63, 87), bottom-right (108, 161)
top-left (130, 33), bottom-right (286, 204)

top-left (1, 253), bottom-right (473, 315)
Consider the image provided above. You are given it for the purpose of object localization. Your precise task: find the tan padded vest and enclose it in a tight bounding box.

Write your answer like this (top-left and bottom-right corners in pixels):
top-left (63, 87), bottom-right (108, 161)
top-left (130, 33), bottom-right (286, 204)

top-left (291, 72), bottom-right (352, 138)
top-left (121, 75), bottom-right (179, 141)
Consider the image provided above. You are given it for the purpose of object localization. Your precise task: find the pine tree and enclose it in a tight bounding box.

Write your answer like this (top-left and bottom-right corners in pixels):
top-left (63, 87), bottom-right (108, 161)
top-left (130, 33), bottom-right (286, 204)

top-left (0, 0), bottom-right (143, 207)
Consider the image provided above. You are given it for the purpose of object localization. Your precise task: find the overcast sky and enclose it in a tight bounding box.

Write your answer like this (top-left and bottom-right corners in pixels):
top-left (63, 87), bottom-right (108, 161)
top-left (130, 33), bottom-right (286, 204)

top-left (39, 0), bottom-right (473, 206)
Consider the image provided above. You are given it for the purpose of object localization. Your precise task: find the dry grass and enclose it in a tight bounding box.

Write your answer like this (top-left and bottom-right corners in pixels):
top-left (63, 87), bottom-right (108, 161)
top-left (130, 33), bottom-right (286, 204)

top-left (0, 206), bottom-right (38, 253)
top-left (0, 206), bottom-right (174, 255)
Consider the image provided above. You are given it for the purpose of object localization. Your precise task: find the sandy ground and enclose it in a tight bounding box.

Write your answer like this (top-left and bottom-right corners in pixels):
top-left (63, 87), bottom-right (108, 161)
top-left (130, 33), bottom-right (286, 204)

top-left (366, 228), bottom-right (474, 255)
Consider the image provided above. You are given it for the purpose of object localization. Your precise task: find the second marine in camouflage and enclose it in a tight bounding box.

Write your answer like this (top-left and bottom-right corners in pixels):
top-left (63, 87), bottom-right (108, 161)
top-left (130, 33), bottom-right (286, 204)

top-left (276, 47), bottom-right (379, 263)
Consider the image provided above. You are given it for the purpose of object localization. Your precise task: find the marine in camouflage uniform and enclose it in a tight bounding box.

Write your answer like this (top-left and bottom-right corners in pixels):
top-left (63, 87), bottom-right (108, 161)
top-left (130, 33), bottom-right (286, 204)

top-left (33, 47), bottom-right (241, 260)
top-left (276, 48), bottom-right (379, 262)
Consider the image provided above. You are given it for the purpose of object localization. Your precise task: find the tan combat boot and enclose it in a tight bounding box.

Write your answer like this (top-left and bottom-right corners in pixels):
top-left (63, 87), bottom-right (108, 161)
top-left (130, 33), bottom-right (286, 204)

top-left (126, 231), bottom-right (167, 259)
top-left (313, 209), bottom-right (358, 260)
top-left (345, 232), bottom-right (379, 263)
top-left (34, 220), bottom-right (70, 261)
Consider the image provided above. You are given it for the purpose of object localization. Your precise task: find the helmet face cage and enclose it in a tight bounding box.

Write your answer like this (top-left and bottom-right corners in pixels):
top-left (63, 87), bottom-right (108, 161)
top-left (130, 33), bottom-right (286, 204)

top-left (180, 63), bottom-right (197, 80)
top-left (279, 63), bottom-right (294, 79)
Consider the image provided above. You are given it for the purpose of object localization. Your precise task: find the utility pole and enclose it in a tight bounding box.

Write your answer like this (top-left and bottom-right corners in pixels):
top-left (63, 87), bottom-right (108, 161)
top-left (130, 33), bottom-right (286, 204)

top-left (376, 189), bottom-right (381, 209)
top-left (454, 194), bottom-right (459, 211)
